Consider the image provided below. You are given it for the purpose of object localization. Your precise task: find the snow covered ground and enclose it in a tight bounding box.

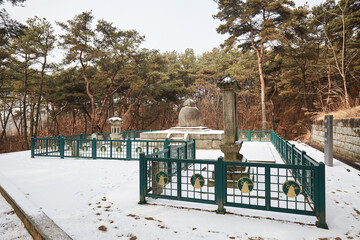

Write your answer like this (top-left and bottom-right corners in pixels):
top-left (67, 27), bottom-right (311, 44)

top-left (0, 192), bottom-right (32, 239)
top-left (0, 142), bottom-right (359, 240)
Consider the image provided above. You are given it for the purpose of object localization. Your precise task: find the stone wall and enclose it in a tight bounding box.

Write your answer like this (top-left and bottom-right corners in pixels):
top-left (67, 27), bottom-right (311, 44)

top-left (311, 118), bottom-right (360, 161)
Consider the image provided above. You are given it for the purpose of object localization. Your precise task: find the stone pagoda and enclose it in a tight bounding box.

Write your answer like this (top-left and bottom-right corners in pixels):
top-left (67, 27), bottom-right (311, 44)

top-left (140, 99), bottom-right (223, 149)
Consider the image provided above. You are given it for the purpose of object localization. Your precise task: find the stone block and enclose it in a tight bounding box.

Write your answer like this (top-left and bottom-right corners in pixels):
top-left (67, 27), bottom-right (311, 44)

top-left (140, 132), bottom-right (167, 140)
top-left (199, 133), bottom-right (223, 140)
top-left (196, 140), bottom-right (213, 149)
top-left (212, 140), bottom-right (222, 149)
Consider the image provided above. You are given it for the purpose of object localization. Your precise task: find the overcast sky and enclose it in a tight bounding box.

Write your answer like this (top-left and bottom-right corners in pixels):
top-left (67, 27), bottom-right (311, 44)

top-left (4, 0), bottom-right (324, 57)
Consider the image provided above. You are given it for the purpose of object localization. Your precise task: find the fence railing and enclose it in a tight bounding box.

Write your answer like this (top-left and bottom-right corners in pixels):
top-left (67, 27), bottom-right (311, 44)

top-left (139, 130), bottom-right (328, 229)
top-left (31, 136), bottom-right (194, 161)
top-left (59, 130), bottom-right (151, 141)
top-left (238, 130), bottom-right (271, 142)
top-left (270, 131), bottom-right (321, 201)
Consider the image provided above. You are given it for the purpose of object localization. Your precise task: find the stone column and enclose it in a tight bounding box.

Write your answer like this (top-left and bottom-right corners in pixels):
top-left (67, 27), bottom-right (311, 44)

top-left (217, 76), bottom-right (243, 162)
top-left (324, 115), bottom-right (333, 167)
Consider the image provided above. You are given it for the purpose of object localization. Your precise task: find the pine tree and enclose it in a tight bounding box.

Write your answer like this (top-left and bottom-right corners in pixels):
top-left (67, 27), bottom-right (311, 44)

top-left (214, 0), bottom-right (295, 130)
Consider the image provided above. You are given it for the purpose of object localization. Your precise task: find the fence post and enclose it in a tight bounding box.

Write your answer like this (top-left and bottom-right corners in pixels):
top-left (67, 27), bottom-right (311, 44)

top-left (92, 138), bottom-right (97, 159)
top-left (31, 137), bottom-right (34, 158)
top-left (192, 139), bottom-right (196, 159)
top-left (177, 158), bottom-right (181, 200)
top-left (291, 144), bottom-right (295, 165)
top-left (279, 137), bottom-right (282, 155)
top-left (247, 130), bottom-right (251, 141)
top-left (265, 165), bottom-right (271, 210)
top-left (46, 138), bottom-right (48, 156)
top-left (126, 138), bottom-right (132, 159)
top-left (215, 156), bottom-right (226, 214)
top-left (164, 138), bottom-right (170, 149)
top-left (301, 151), bottom-right (306, 184)
top-left (316, 162), bottom-right (328, 229)
top-left (166, 144), bottom-right (172, 177)
top-left (110, 140), bottom-right (113, 159)
top-left (79, 134), bottom-right (83, 148)
top-left (166, 143), bottom-right (171, 158)
top-left (138, 153), bottom-right (147, 204)
top-left (185, 141), bottom-right (188, 159)
top-left (60, 136), bottom-right (64, 159)
top-left (285, 140), bottom-right (289, 163)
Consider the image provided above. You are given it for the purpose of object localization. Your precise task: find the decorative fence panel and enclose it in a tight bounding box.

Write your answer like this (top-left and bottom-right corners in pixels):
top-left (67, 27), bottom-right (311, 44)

top-left (139, 154), bottom-right (327, 228)
top-left (238, 130), bottom-right (272, 142)
top-left (139, 130), bottom-right (328, 229)
top-left (31, 136), bottom-right (195, 161)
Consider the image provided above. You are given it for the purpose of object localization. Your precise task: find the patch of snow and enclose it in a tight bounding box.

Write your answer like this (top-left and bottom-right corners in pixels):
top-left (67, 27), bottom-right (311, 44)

top-left (0, 191), bottom-right (32, 239)
top-left (0, 142), bottom-right (359, 240)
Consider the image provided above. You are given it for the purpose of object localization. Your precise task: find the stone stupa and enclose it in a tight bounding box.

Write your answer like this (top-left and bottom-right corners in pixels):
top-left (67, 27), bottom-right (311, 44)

top-left (140, 99), bottom-right (223, 149)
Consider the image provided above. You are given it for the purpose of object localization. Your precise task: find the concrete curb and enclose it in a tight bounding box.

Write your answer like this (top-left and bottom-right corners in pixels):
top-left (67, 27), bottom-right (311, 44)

top-left (0, 173), bottom-right (72, 240)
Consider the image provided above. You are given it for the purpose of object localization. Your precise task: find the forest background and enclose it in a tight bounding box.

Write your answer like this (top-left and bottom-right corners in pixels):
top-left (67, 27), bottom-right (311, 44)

top-left (0, 0), bottom-right (359, 152)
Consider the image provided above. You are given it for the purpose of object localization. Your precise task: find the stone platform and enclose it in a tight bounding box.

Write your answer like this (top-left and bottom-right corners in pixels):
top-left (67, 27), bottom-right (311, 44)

top-left (140, 127), bottom-right (224, 149)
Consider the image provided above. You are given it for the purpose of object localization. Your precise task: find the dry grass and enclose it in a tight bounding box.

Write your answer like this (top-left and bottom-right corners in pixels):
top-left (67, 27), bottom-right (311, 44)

top-left (297, 130), bottom-right (312, 143)
top-left (314, 106), bottom-right (360, 121)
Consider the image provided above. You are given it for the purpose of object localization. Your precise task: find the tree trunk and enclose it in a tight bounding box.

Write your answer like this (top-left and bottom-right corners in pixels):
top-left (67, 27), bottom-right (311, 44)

top-left (258, 58), bottom-right (267, 131)
top-left (84, 111), bottom-right (87, 134)
top-left (324, 42), bottom-right (332, 111)
top-left (250, 28), bottom-right (267, 131)
top-left (79, 53), bottom-right (96, 133)
top-left (0, 103), bottom-right (13, 142)
top-left (72, 108), bottom-right (76, 135)
top-left (301, 69), bottom-right (311, 129)
top-left (341, 8), bottom-right (349, 107)
top-left (34, 60), bottom-right (46, 138)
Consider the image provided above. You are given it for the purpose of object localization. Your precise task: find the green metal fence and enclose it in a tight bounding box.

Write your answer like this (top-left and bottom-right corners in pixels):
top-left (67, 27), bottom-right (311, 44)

top-left (139, 130), bottom-right (328, 229)
top-left (59, 130), bottom-right (150, 141)
top-left (238, 130), bottom-right (271, 142)
top-left (31, 135), bottom-right (194, 161)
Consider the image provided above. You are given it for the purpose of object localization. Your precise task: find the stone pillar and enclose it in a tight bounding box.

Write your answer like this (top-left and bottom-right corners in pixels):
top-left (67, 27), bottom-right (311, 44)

top-left (324, 115), bottom-right (333, 167)
top-left (222, 91), bottom-right (238, 144)
top-left (217, 76), bottom-right (243, 162)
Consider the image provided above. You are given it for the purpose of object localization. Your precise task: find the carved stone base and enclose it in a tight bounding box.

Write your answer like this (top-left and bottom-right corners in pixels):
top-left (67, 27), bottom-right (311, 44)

top-left (219, 142), bottom-right (244, 162)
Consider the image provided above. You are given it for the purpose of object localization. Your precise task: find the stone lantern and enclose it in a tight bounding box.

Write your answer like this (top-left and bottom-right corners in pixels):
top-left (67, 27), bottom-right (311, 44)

top-left (107, 112), bottom-right (123, 141)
